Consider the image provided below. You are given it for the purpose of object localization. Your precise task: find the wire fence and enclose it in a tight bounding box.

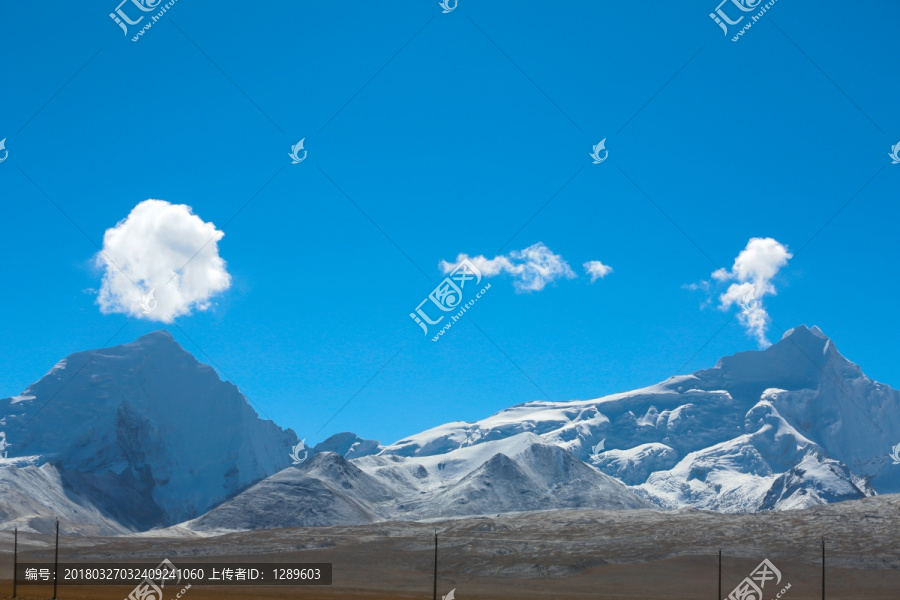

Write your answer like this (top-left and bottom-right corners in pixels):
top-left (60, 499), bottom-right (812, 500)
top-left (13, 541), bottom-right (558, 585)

top-left (3, 521), bottom-right (900, 600)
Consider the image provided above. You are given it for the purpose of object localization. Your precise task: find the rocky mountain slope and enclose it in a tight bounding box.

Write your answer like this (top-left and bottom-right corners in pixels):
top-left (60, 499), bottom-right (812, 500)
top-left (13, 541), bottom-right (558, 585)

top-left (188, 433), bottom-right (652, 531)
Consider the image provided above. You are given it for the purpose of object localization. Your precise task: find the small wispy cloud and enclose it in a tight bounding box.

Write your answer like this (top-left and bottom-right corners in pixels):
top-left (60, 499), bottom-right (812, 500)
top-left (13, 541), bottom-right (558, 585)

top-left (440, 242), bottom-right (576, 292)
top-left (583, 260), bottom-right (613, 282)
top-left (700, 237), bottom-right (792, 347)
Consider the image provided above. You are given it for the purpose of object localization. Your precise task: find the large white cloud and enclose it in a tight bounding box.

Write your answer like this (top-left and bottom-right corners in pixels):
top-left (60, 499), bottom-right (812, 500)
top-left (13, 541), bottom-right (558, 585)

top-left (712, 237), bottom-right (792, 347)
top-left (95, 199), bottom-right (231, 323)
top-left (439, 242), bottom-right (576, 292)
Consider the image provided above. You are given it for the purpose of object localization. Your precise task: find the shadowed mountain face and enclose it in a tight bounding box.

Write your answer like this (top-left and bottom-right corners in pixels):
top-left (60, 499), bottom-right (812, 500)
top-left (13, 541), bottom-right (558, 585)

top-left (189, 452), bottom-right (395, 531)
top-left (0, 331), bottom-right (298, 533)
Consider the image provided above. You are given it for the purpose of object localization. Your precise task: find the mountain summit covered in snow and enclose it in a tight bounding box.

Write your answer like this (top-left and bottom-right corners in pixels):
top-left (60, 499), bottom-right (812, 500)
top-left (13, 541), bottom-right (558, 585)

top-left (379, 325), bottom-right (900, 512)
top-left (0, 331), bottom-right (297, 533)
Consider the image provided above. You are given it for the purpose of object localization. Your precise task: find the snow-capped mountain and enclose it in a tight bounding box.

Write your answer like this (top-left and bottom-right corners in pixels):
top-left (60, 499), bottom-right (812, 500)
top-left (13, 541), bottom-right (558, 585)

top-left (188, 433), bottom-right (652, 531)
top-left (378, 326), bottom-right (900, 512)
top-left (0, 331), bottom-right (298, 533)
top-left (2, 325), bottom-right (897, 534)
top-left (312, 432), bottom-right (383, 459)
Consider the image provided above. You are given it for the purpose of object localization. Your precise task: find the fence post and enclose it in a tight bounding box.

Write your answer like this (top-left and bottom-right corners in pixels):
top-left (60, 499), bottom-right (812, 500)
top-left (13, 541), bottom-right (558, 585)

top-left (12, 528), bottom-right (17, 598)
top-left (821, 537), bottom-right (825, 600)
top-left (52, 520), bottom-right (59, 600)
top-left (718, 548), bottom-right (721, 600)
top-left (433, 530), bottom-right (438, 600)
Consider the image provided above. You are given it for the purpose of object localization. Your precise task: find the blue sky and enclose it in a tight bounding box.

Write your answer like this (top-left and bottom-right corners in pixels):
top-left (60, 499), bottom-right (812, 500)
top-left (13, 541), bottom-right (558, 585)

top-left (1, 0), bottom-right (898, 446)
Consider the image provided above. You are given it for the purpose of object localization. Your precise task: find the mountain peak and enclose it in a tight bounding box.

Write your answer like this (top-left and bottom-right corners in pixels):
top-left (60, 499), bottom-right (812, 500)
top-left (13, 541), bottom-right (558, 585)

top-left (770, 324), bottom-right (852, 369)
top-left (312, 432), bottom-right (383, 459)
top-left (694, 324), bottom-right (852, 400)
top-left (780, 324), bottom-right (828, 343)
top-left (771, 324), bottom-right (835, 360)
top-left (1, 331), bottom-right (298, 529)
top-left (130, 330), bottom-right (184, 353)
top-left (135, 329), bottom-right (176, 343)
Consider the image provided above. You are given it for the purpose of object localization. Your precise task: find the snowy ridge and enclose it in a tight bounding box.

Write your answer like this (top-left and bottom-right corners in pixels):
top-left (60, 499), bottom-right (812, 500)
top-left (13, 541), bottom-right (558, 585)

top-left (188, 432), bottom-right (651, 531)
top-left (378, 326), bottom-right (898, 512)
